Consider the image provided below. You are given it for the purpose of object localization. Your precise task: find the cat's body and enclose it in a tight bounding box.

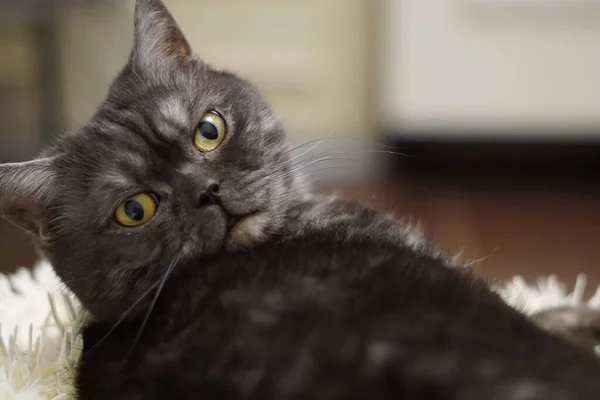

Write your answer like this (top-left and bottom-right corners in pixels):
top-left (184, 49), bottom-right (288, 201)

top-left (1, 0), bottom-right (600, 399)
top-left (76, 199), bottom-right (600, 399)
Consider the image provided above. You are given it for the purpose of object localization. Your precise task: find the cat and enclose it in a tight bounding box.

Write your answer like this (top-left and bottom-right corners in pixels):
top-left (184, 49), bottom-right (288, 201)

top-left (1, 0), bottom-right (600, 398)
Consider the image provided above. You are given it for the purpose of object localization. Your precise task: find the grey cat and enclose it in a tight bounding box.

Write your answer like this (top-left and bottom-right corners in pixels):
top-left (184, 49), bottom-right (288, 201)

top-left (1, 0), bottom-right (600, 399)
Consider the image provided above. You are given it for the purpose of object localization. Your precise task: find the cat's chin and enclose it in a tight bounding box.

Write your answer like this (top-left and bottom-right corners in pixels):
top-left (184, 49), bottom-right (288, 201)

top-left (178, 207), bottom-right (229, 259)
top-left (225, 212), bottom-right (271, 251)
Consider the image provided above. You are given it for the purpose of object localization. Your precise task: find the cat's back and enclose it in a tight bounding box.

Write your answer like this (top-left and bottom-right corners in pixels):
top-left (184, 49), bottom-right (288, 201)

top-left (77, 200), bottom-right (600, 400)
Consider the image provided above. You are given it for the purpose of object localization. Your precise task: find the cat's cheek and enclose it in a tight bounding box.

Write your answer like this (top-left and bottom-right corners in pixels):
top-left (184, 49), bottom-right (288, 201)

top-left (226, 213), bottom-right (270, 251)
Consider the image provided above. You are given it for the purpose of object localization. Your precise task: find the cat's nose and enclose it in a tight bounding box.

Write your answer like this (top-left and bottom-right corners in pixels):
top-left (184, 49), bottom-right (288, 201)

top-left (197, 183), bottom-right (221, 207)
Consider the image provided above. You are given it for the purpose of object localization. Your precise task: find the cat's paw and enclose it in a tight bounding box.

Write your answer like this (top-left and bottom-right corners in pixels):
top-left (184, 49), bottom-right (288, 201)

top-left (226, 212), bottom-right (271, 250)
top-left (531, 305), bottom-right (600, 352)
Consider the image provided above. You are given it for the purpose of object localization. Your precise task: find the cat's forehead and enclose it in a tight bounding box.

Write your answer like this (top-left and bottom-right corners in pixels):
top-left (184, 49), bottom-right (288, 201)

top-left (48, 57), bottom-right (280, 198)
top-left (111, 62), bottom-right (245, 115)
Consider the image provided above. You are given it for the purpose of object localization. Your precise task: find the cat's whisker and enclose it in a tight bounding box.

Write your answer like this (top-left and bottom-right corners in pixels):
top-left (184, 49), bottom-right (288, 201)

top-left (288, 166), bottom-right (351, 184)
top-left (251, 154), bottom-right (348, 183)
top-left (286, 137), bottom-right (412, 157)
top-left (279, 149), bottom-right (353, 168)
top-left (278, 156), bottom-right (359, 181)
top-left (279, 146), bottom-right (415, 172)
top-left (285, 139), bottom-right (325, 164)
top-left (304, 148), bottom-right (415, 161)
top-left (243, 157), bottom-right (352, 188)
top-left (271, 146), bottom-right (418, 182)
top-left (279, 135), bottom-right (390, 166)
top-left (282, 135), bottom-right (412, 157)
top-left (285, 150), bottom-right (375, 169)
top-left (81, 278), bottom-right (163, 361)
top-left (121, 253), bottom-right (181, 365)
top-left (354, 148), bottom-right (416, 157)
top-left (281, 135), bottom-right (358, 157)
top-left (281, 139), bottom-right (325, 157)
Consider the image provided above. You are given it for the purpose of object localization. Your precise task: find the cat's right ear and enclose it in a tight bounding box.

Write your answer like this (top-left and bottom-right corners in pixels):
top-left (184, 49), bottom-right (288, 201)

top-left (0, 158), bottom-right (56, 239)
top-left (130, 0), bottom-right (192, 76)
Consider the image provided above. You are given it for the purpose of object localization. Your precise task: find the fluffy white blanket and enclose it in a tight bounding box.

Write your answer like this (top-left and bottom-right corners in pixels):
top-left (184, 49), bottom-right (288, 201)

top-left (0, 260), bottom-right (598, 400)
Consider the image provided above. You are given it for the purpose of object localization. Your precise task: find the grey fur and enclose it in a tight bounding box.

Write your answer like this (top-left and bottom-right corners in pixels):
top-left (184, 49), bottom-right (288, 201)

top-left (2, 0), bottom-right (600, 399)
top-left (0, 0), bottom-right (302, 320)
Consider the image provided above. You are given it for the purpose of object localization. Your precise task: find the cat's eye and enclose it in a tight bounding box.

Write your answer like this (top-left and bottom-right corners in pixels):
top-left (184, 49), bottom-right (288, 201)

top-left (194, 111), bottom-right (226, 152)
top-left (115, 193), bottom-right (159, 227)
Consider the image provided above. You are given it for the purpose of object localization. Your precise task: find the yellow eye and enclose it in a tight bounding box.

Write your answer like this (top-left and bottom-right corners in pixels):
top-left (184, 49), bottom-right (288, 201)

top-left (115, 193), bottom-right (158, 227)
top-left (194, 111), bottom-right (226, 152)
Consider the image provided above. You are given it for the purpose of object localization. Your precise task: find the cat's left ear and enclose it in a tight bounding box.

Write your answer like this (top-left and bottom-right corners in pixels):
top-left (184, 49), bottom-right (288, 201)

top-left (131, 0), bottom-right (192, 74)
top-left (0, 158), bottom-right (56, 239)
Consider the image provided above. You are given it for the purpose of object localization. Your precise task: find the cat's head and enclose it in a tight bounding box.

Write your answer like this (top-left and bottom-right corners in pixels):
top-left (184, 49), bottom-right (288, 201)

top-left (0, 0), bottom-right (306, 320)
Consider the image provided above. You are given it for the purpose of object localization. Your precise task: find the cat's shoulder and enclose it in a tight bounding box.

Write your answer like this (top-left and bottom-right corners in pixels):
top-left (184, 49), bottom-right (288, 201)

top-left (285, 194), bottom-right (443, 257)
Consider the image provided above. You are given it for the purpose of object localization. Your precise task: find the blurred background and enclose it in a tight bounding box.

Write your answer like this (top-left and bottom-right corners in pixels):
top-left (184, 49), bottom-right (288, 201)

top-left (1, 0), bottom-right (600, 288)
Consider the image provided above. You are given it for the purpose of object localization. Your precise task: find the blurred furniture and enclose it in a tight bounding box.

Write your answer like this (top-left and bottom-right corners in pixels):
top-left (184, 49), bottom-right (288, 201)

top-left (181, 0), bottom-right (373, 143)
top-left (0, 0), bottom-right (108, 271)
top-left (58, 0), bottom-right (374, 144)
top-left (0, 0), bottom-right (107, 161)
top-left (0, 26), bottom-right (41, 160)
top-left (377, 0), bottom-right (600, 140)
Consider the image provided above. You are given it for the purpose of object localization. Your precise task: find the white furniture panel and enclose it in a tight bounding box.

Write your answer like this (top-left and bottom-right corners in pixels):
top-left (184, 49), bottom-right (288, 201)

top-left (378, 0), bottom-right (600, 138)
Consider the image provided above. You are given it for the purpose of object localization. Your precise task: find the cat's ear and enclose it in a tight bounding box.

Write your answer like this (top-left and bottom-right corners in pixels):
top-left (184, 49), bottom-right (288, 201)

top-left (0, 158), bottom-right (56, 239)
top-left (131, 0), bottom-right (192, 73)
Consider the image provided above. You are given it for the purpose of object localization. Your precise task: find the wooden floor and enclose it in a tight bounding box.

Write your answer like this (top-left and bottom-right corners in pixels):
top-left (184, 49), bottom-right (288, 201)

top-left (1, 144), bottom-right (599, 292)
top-left (332, 178), bottom-right (600, 289)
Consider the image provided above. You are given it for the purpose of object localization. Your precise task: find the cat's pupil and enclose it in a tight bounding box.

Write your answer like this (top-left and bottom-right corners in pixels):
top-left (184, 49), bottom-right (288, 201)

top-left (199, 122), bottom-right (218, 140)
top-left (124, 200), bottom-right (144, 221)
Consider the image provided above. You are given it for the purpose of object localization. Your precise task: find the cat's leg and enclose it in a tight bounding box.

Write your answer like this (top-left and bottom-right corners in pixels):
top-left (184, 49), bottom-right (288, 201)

top-left (531, 305), bottom-right (600, 352)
